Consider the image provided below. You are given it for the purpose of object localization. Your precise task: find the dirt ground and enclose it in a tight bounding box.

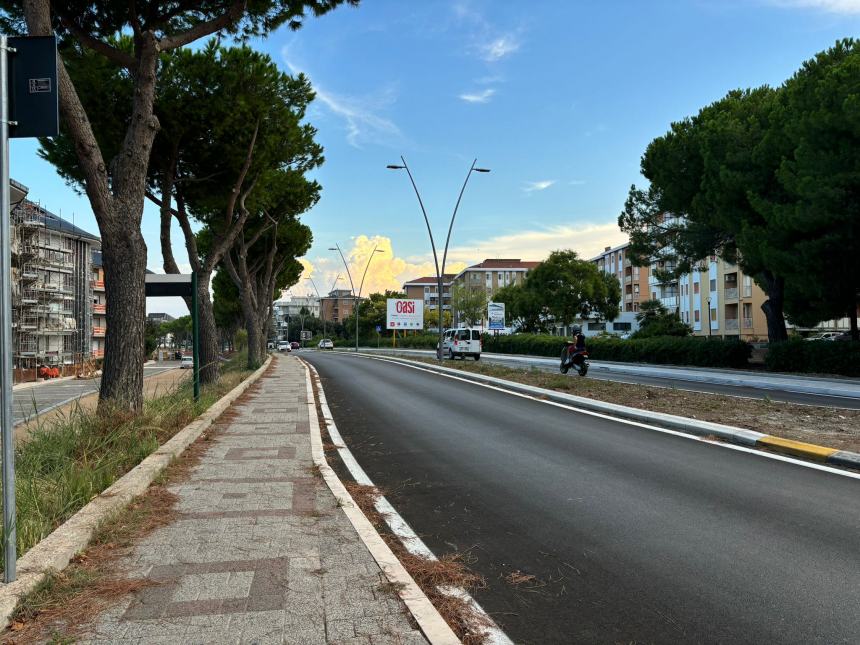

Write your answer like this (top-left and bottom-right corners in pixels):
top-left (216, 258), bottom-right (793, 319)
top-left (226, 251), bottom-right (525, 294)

top-left (14, 369), bottom-right (190, 443)
top-left (410, 358), bottom-right (860, 454)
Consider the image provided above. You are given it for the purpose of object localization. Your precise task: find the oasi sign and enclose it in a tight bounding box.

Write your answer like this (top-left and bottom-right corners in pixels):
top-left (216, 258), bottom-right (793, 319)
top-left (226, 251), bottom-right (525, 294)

top-left (386, 298), bottom-right (424, 329)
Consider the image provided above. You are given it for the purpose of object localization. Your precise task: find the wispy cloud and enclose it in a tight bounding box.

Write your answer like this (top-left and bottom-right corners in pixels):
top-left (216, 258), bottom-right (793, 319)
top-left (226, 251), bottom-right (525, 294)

top-left (480, 35), bottom-right (520, 61)
top-left (282, 47), bottom-right (401, 148)
top-left (767, 0), bottom-right (860, 12)
top-left (569, 179), bottom-right (587, 186)
top-left (523, 180), bottom-right (555, 192)
top-left (459, 88), bottom-right (496, 104)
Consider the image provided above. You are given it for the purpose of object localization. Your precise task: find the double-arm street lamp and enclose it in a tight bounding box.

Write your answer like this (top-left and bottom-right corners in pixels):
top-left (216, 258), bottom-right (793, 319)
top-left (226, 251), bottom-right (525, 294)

top-left (387, 157), bottom-right (490, 362)
top-left (329, 244), bottom-right (384, 353)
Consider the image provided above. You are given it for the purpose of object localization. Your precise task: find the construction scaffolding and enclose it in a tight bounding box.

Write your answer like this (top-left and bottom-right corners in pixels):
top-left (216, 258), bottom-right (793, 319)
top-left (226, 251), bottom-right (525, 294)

top-left (11, 200), bottom-right (95, 381)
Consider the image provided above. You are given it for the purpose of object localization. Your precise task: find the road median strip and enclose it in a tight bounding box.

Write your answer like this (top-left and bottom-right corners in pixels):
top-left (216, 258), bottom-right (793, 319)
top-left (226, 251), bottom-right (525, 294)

top-left (352, 352), bottom-right (860, 472)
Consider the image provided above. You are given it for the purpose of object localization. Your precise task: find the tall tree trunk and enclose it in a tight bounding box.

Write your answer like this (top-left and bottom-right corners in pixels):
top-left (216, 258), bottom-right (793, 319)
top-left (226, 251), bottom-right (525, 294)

top-left (196, 271), bottom-right (220, 383)
top-left (100, 227), bottom-right (147, 409)
top-left (759, 272), bottom-right (789, 344)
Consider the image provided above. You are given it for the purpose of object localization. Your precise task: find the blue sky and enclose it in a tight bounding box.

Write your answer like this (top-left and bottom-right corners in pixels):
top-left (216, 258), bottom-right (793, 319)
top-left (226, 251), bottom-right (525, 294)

top-left (9, 0), bottom-right (860, 315)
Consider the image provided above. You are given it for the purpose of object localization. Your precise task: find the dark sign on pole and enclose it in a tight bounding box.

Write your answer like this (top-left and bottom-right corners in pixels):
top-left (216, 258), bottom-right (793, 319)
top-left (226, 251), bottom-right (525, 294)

top-left (8, 35), bottom-right (58, 139)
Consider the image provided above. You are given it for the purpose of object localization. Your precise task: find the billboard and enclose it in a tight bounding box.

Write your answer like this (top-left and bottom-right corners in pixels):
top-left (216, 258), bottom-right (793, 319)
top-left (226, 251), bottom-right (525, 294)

top-left (487, 301), bottom-right (505, 330)
top-left (386, 298), bottom-right (424, 330)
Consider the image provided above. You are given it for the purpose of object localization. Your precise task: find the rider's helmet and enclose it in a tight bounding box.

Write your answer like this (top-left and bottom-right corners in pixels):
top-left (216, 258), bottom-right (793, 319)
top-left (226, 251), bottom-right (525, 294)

top-left (571, 325), bottom-right (582, 335)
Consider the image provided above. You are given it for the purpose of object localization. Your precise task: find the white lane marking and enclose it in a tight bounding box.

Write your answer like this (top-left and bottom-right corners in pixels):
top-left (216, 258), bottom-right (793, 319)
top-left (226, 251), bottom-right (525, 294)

top-left (303, 358), bottom-right (515, 645)
top-left (300, 359), bottom-right (461, 645)
top-left (347, 353), bottom-right (860, 482)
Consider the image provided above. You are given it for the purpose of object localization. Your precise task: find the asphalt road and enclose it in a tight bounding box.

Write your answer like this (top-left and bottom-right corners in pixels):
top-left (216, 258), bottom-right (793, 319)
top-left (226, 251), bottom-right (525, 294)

top-left (13, 363), bottom-right (180, 425)
top-left (304, 351), bottom-right (860, 645)
top-left (354, 347), bottom-right (860, 409)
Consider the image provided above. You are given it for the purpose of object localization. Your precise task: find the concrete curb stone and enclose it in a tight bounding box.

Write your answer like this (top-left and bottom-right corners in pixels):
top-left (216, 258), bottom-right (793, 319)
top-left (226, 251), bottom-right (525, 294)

top-left (0, 356), bottom-right (273, 630)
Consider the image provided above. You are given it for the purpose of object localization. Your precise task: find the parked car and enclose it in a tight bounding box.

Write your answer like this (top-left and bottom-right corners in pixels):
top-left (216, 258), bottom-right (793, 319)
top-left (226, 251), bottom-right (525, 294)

top-left (290, 341), bottom-right (300, 350)
top-left (437, 327), bottom-right (482, 360)
top-left (277, 341), bottom-right (291, 352)
top-left (180, 356), bottom-right (194, 369)
top-left (318, 338), bottom-right (334, 350)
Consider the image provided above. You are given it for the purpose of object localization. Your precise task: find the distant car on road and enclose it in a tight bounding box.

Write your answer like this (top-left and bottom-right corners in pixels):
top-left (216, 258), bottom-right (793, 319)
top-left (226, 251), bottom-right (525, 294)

top-left (318, 338), bottom-right (334, 350)
top-left (290, 341), bottom-right (300, 350)
top-left (180, 356), bottom-right (194, 369)
top-left (438, 327), bottom-right (482, 361)
top-left (277, 341), bottom-right (291, 352)
top-left (805, 332), bottom-right (841, 341)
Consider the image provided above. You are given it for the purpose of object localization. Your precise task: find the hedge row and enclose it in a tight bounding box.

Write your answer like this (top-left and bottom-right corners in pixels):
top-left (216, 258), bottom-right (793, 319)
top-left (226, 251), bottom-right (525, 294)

top-left (765, 339), bottom-right (860, 376)
top-left (482, 334), bottom-right (752, 368)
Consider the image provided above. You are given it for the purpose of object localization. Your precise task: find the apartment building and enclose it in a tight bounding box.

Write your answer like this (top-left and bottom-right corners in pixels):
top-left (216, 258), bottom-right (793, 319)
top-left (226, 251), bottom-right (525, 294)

top-left (450, 259), bottom-right (538, 296)
top-left (581, 243), bottom-right (651, 336)
top-left (319, 289), bottom-right (355, 324)
top-left (270, 293), bottom-right (321, 341)
top-left (11, 191), bottom-right (100, 382)
top-left (91, 250), bottom-right (106, 359)
top-left (678, 257), bottom-right (769, 340)
top-left (402, 275), bottom-right (455, 313)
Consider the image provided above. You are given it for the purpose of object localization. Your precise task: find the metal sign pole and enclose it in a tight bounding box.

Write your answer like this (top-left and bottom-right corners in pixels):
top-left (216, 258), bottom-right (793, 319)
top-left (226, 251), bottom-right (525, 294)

top-left (191, 271), bottom-right (200, 401)
top-left (0, 35), bottom-right (17, 583)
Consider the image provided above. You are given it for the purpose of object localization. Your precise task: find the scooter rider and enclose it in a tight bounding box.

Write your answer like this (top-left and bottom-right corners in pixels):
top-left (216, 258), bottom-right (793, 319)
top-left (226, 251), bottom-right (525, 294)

top-left (571, 325), bottom-right (586, 352)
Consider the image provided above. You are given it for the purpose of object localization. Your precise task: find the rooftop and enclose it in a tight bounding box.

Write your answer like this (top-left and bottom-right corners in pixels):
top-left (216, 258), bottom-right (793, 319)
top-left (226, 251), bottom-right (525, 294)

top-left (403, 275), bottom-right (456, 285)
top-left (464, 259), bottom-right (540, 270)
top-left (19, 199), bottom-right (100, 243)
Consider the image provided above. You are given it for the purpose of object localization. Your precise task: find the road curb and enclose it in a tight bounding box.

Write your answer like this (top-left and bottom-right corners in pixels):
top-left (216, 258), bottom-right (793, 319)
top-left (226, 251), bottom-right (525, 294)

top-left (356, 353), bottom-right (860, 471)
top-left (298, 357), bottom-right (462, 645)
top-left (0, 356), bottom-right (273, 630)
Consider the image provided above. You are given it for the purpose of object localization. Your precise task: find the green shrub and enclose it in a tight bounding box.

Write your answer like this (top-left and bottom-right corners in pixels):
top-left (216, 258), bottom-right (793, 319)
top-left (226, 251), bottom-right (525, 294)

top-left (765, 339), bottom-right (860, 376)
top-left (481, 333), bottom-right (752, 368)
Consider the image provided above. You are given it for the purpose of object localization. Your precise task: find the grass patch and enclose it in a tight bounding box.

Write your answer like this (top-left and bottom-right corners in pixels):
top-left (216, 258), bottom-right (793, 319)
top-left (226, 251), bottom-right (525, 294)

top-left (1, 352), bottom-right (254, 572)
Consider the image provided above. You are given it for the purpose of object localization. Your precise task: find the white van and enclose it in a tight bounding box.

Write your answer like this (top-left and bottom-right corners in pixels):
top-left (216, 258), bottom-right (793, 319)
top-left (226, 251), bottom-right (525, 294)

top-left (437, 328), bottom-right (482, 361)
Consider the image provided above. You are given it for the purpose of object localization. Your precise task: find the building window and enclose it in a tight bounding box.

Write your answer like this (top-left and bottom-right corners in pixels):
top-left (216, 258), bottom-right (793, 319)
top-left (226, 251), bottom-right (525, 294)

top-left (694, 310), bottom-right (700, 322)
top-left (613, 322), bottom-right (632, 331)
top-left (651, 291), bottom-right (657, 300)
top-left (709, 278), bottom-right (717, 292)
top-left (587, 322), bottom-right (606, 331)
top-left (693, 283), bottom-right (700, 295)
top-left (710, 308), bottom-right (717, 321)
top-left (498, 272), bottom-right (503, 284)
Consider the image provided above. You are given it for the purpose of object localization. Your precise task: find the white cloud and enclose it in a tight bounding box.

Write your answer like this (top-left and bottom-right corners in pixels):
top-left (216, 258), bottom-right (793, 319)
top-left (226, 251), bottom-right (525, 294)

top-left (768, 0), bottom-right (860, 12)
top-left (523, 180), bottom-right (555, 192)
top-left (569, 179), bottom-right (587, 186)
top-left (459, 88), bottom-right (496, 103)
top-left (296, 236), bottom-right (468, 297)
top-left (445, 223), bottom-right (628, 265)
top-left (294, 223), bottom-right (628, 297)
top-left (282, 47), bottom-right (401, 148)
top-left (480, 35), bottom-right (520, 61)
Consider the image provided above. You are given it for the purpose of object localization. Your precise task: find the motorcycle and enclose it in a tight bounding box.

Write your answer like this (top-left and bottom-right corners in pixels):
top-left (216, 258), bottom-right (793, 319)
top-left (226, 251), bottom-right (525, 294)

top-left (560, 343), bottom-right (589, 376)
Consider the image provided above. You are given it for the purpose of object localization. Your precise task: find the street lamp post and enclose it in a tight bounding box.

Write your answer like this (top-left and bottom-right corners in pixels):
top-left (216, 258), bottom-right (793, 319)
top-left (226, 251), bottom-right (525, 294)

top-left (707, 297), bottom-right (713, 339)
top-left (387, 157), bottom-right (489, 363)
top-left (329, 245), bottom-right (383, 353)
top-left (305, 277), bottom-right (325, 341)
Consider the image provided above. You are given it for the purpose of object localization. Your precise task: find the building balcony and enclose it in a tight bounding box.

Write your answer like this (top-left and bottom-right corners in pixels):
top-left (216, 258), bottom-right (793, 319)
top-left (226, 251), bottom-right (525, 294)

top-left (92, 280), bottom-right (105, 291)
top-left (625, 293), bottom-right (633, 301)
top-left (725, 318), bottom-right (739, 331)
top-left (624, 275), bottom-right (633, 285)
top-left (93, 327), bottom-right (106, 337)
top-left (743, 317), bottom-right (754, 329)
top-left (724, 287), bottom-right (739, 300)
top-left (92, 349), bottom-right (104, 358)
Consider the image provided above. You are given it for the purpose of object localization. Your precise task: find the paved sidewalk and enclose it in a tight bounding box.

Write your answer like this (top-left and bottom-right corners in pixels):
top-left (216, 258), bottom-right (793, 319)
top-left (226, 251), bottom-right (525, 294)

top-left (81, 355), bottom-right (426, 644)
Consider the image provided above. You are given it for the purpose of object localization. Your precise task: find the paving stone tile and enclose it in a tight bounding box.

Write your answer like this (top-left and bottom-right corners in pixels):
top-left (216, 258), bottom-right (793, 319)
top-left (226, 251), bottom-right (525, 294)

top-left (74, 357), bottom-right (426, 644)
